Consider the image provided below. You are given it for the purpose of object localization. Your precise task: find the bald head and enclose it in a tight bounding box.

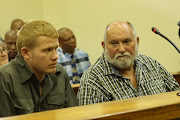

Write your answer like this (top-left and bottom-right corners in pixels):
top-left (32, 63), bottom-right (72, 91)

top-left (10, 19), bottom-right (25, 32)
top-left (104, 21), bottom-right (137, 42)
top-left (58, 28), bottom-right (76, 54)
top-left (5, 30), bottom-right (17, 39)
top-left (58, 28), bottom-right (73, 37)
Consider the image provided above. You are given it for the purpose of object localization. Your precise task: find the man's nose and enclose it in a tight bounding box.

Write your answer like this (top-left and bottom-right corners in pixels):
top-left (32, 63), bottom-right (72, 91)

top-left (11, 44), bottom-right (17, 50)
top-left (52, 50), bottom-right (59, 60)
top-left (1, 51), bottom-right (7, 56)
top-left (118, 44), bottom-right (126, 53)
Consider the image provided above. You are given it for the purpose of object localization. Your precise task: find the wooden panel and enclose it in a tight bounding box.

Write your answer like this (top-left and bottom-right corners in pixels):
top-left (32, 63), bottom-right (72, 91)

top-left (71, 83), bottom-right (80, 95)
top-left (172, 71), bottom-right (180, 85)
top-left (1, 90), bottom-right (180, 120)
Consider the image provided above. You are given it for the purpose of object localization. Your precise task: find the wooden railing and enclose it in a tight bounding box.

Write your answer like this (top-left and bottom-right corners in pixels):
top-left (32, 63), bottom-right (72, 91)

top-left (171, 71), bottom-right (180, 85)
top-left (71, 83), bottom-right (80, 95)
top-left (1, 90), bottom-right (180, 120)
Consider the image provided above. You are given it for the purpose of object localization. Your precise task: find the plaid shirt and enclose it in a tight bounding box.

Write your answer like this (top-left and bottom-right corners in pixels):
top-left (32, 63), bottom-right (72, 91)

top-left (57, 47), bottom-right (91, 84)
top-left (77, 53), bottom-right (180, 105)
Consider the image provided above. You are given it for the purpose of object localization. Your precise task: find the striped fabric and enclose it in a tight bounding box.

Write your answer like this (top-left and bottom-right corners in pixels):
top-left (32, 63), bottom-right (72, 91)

top-left (77, 53), bottom-right (180, 105)
top-left (71, 55), bottom-right (80, 83)
top-left (57, 47), bottom-right (91, 84)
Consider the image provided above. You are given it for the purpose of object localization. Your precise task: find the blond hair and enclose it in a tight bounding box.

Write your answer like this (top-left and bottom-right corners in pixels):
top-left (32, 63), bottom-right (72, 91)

top-left (17, 20), bottom-right (59, 55)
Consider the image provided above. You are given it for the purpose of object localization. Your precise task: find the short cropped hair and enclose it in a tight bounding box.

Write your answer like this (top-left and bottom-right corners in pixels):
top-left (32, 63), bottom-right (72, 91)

top-left (17, 20), bottom-right (59, 55)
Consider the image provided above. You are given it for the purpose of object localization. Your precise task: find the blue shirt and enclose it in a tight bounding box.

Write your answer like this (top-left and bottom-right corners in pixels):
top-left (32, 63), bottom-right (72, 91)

top-left (57, 47), bottom-right (91, 84)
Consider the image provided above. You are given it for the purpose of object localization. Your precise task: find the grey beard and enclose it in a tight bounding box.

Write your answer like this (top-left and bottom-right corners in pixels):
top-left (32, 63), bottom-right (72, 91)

top-left (104, 47), bottom-right (138, 69)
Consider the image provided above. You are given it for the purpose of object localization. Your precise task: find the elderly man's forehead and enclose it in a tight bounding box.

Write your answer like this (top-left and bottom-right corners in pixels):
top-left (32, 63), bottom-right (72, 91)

top-left (108, 21), bottom-right (129, 31)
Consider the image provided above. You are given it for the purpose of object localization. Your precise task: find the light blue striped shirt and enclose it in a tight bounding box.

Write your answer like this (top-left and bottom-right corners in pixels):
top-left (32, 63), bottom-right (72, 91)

top-left (57, 47), bottom-right (91, 84)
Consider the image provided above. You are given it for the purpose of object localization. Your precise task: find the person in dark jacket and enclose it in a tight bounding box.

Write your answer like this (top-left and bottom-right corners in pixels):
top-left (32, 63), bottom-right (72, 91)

top-left (0, 20), bottom-right (78, 117)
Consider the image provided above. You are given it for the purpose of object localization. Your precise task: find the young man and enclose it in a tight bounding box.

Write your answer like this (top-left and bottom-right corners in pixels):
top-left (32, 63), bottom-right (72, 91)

top-left (0, 20), bottom-right (78, 117)
top-left (4, 30), bottom-right (17, 61)
top-left (77, 21), bottom-right (180, 105)
top-left (57, 28), bottom-right (91, 84)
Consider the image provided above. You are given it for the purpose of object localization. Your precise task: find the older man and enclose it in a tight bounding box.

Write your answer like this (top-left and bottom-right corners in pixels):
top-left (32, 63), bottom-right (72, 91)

top-left (0, 20), bottom-right (78, 117)
top-left (77, 21), bottom-right (180, 105)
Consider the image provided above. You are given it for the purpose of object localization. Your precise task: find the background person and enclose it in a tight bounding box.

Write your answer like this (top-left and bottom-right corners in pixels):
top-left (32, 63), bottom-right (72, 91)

top-left (10, 19), bottom-right (25, 32)
top-left (4, 30), bottom-right (17, 61)
top-left (77, 21), bottom-right (180, 105)
top-left (0, 20), bottom-right (78, 117)
top-left (57, 28), bottom-right (91, 84)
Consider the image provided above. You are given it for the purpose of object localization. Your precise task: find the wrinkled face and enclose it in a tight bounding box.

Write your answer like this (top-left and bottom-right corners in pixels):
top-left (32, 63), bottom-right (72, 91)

top-left (5, 34), bottom-right (17, 59)
top-left (11, 21), bottom-right (24, 32)
top-left (102, 22), bottom-right (139, 70)
top-left (26, 36), bottom-right (59, 77)
top-left (59, 30), bottom-right (76, 54)
top-left (0, 45), bottom-right (9, 66)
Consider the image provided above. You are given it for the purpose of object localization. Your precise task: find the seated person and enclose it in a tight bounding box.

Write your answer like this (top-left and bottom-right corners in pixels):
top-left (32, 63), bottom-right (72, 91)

top-left (0, 39), bottom-right (9, 66)
top-left (57, 28), bottom-right (91, 84)
top-left (0, 20), bottom-right (78, 117)
top-left (10, 19), bottom-right (25, 32)
top-left (4, 30), bottom-right (18, 61)
top-left (77, 20), bottom-right (180, 105)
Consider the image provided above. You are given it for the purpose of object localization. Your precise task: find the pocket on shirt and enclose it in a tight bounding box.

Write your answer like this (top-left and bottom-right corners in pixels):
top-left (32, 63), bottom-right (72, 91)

top-left (46, 94), bottom-right (65, 109)
top-left (14, 98), bottom-right (34, 114)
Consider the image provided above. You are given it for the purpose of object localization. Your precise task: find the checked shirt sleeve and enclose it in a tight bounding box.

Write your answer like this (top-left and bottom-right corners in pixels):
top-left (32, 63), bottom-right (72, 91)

top-left (77, 70), bottom-right (108, 105)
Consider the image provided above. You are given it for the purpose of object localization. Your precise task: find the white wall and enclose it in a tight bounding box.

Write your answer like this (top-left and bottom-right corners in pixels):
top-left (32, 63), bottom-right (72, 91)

top-left (0, 0), bottom-right (44, 37)
top-left (44, 0), bottom-right (180, 72)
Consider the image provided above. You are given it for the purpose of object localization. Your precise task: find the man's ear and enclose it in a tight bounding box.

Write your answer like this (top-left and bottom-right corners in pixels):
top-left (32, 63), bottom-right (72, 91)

top-left (21, 47), bottom-right (30, 59)
top-left (102, 41), bottom-right (105, 51)
top-left (136, 37), bottom-right (140, 46)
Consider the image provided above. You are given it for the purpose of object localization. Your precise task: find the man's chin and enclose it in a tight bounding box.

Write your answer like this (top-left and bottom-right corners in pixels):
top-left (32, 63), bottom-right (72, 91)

top-left (9, 52), bottom-right (17, 57)
top-left (46, 69), bottom-right (56, 74)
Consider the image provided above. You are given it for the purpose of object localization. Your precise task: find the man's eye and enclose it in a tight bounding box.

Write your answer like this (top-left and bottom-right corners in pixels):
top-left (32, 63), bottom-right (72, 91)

top-left (48, 48), bottom-right (52, 51)
top-left (111, 42), bottom-right (116, 44)
top-left (124, 39), bottom-right (131, 45)
top-left (65, 39), bottom-right (70, 42)
top-left (7, 43), bottom-right (13, 45)
top-left (110, 41), bottom-right (118, 44)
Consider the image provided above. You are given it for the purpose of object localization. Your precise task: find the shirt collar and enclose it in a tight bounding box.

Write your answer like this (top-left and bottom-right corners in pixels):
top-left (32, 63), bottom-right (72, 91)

top-left (13, 55), bottom-right (61, 83)
top-left (58, 47), bottom-right (76, 58)
top-left (101, 53), bottom-right (115, 75)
